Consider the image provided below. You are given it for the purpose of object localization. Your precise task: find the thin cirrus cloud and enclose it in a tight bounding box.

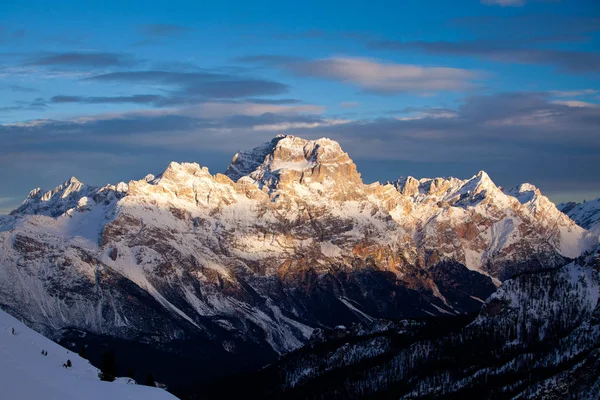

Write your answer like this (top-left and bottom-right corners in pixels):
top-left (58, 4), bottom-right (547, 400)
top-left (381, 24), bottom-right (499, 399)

top-left (370, 40), bottom-right (600, 74)
top-left (8, 69), bottom-right (296, 111)
top-left (190, 102), bottom-right (326, 118)
top-left (551, 100), bottom-right (599, 108)
top-left (7, 84), bottom-right (40, 93)
top-left (549, 89), bottom-right (597, 97)
top-left (23, 52), bottom-right (135, 67)
top-left (86, 70), bottom-right (290, 99)
top-left (451, 15), bottom-right (600, 39)
top-left (4, 91), bottom-right (597, 160)
top-left (238, 56), bottom-right (482, 94)
top-left (50, 94), bottom-right (167, 106)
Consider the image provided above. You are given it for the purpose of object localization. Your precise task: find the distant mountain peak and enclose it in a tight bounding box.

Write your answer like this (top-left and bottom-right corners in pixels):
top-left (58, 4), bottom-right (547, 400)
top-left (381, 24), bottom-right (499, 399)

top-left (12, 176), bottom-right (93, 217)
top-left (558, 197), bottom-right (600, 236)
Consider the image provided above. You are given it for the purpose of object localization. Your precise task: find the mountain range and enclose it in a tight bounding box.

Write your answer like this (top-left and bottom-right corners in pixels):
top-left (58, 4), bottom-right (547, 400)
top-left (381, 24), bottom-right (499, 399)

top-left (0, 134), bottom-right (598, 398)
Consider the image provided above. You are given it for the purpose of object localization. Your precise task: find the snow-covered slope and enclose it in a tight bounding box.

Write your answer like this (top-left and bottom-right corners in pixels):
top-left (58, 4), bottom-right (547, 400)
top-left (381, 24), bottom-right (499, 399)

top-left (559, 197), bottom-right (600, 236)
top-left (0, 134), bottom-right (596, 394)
top-left (0, 308), bottom-right (176, 400)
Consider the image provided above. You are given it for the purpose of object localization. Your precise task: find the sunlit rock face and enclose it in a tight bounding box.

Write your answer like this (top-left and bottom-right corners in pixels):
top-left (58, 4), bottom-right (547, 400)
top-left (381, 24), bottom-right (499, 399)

top-left (0, 135), bottom-right (597, 388)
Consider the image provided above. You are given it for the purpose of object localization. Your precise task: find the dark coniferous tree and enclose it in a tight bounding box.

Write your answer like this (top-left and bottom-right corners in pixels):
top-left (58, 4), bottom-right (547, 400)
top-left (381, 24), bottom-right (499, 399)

top-left (145, 373), bottom-right (156, 387)
top-left (78, 346), bottom-right (87, 359)
top-left (100, 351), bottom-right (116, 382)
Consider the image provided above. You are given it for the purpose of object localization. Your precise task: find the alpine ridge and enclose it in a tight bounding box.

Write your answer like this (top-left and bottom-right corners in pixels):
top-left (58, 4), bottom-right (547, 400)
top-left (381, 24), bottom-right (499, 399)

top-left (559, 197), bottom-right (600, 236)
top-left (0, 134), bottom-right (597, 396)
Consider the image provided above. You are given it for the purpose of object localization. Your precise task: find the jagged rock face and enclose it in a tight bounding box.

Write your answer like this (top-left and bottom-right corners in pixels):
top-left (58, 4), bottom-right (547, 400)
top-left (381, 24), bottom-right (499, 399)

top-left (227, 135), bottom-right (364, 202)
top-left (0, 135), bottom-right (597, 390)
top-left (393, 171), bottom-right (596, 280)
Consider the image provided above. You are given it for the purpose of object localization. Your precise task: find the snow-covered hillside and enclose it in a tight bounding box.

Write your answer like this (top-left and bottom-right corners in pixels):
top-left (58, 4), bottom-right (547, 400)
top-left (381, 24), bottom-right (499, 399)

top-left (0, 308), bottom-right (176, 400)
top-left (559, 197), bottom-right (600, 236)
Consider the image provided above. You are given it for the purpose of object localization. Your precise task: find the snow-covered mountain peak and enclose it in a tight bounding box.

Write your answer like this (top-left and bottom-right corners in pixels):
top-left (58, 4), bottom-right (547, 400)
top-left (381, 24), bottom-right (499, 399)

top-left (38, 176), bottom-right (86, 200)
top-left (158, 161), bottom-right (212, 184)
top-left (394, 170), bottom-right (506, 207)
top-left (225, 135), bottom-right (363, 197)
top-left (452, 170), bottom-right (498, 198)
top-left (11, 176), bottom-right (95, 217)
top-left (227, 135), bottom-right (352, 176)
top-left (262, 135), bottom-right (355, 174)
top-left (474, 170), bottom-right (493, 186)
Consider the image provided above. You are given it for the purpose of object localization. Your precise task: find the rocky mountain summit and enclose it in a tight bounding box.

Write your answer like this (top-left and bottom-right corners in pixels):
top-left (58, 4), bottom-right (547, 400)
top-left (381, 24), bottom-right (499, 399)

top-left (0, 134), bottom-right (597, 395)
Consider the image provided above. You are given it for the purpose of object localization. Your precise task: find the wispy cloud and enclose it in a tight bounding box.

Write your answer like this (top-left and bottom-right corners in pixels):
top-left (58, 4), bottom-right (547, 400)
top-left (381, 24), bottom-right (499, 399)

top-left (253, 119), bottom-right (348, 131)
top-left (85, 70), bottom-right (290, 101)
top-left (0, 98), bottom-right (48, 113)
top-left (551, 100), bottom-right (599, 108)
top-left (451, 15), bottom-right (600, 39)
top-left (549, 89), bottom-right (597, 97)
top-left (50, 94), bottom-right (167, 106)
top-left (238, 56), bottom-right (482, 94)
top-left (5, 84), bottom-right (39, 93)
top-left (3, 91), bottom-right (597, 158)
top-left (364, 14), bottom-right (600, 75)
top-left (370, 40), bottom-right (600, 74)
top-left (1, 90), bottom-right (599, 202)
top-left (23, 52), bottom-right (135, 67)
top-left (191, 102), bottom-right (325, 118)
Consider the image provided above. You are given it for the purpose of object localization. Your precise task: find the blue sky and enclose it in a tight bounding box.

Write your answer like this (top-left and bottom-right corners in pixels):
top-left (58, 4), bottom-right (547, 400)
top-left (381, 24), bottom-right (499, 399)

top-left (1, 0), bottom-right (599, 212)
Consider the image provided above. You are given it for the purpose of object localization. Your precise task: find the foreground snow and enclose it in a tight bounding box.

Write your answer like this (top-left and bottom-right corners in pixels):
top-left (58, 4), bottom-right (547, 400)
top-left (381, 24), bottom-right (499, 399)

top-left (0, 309), bottom-right (177, 400)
